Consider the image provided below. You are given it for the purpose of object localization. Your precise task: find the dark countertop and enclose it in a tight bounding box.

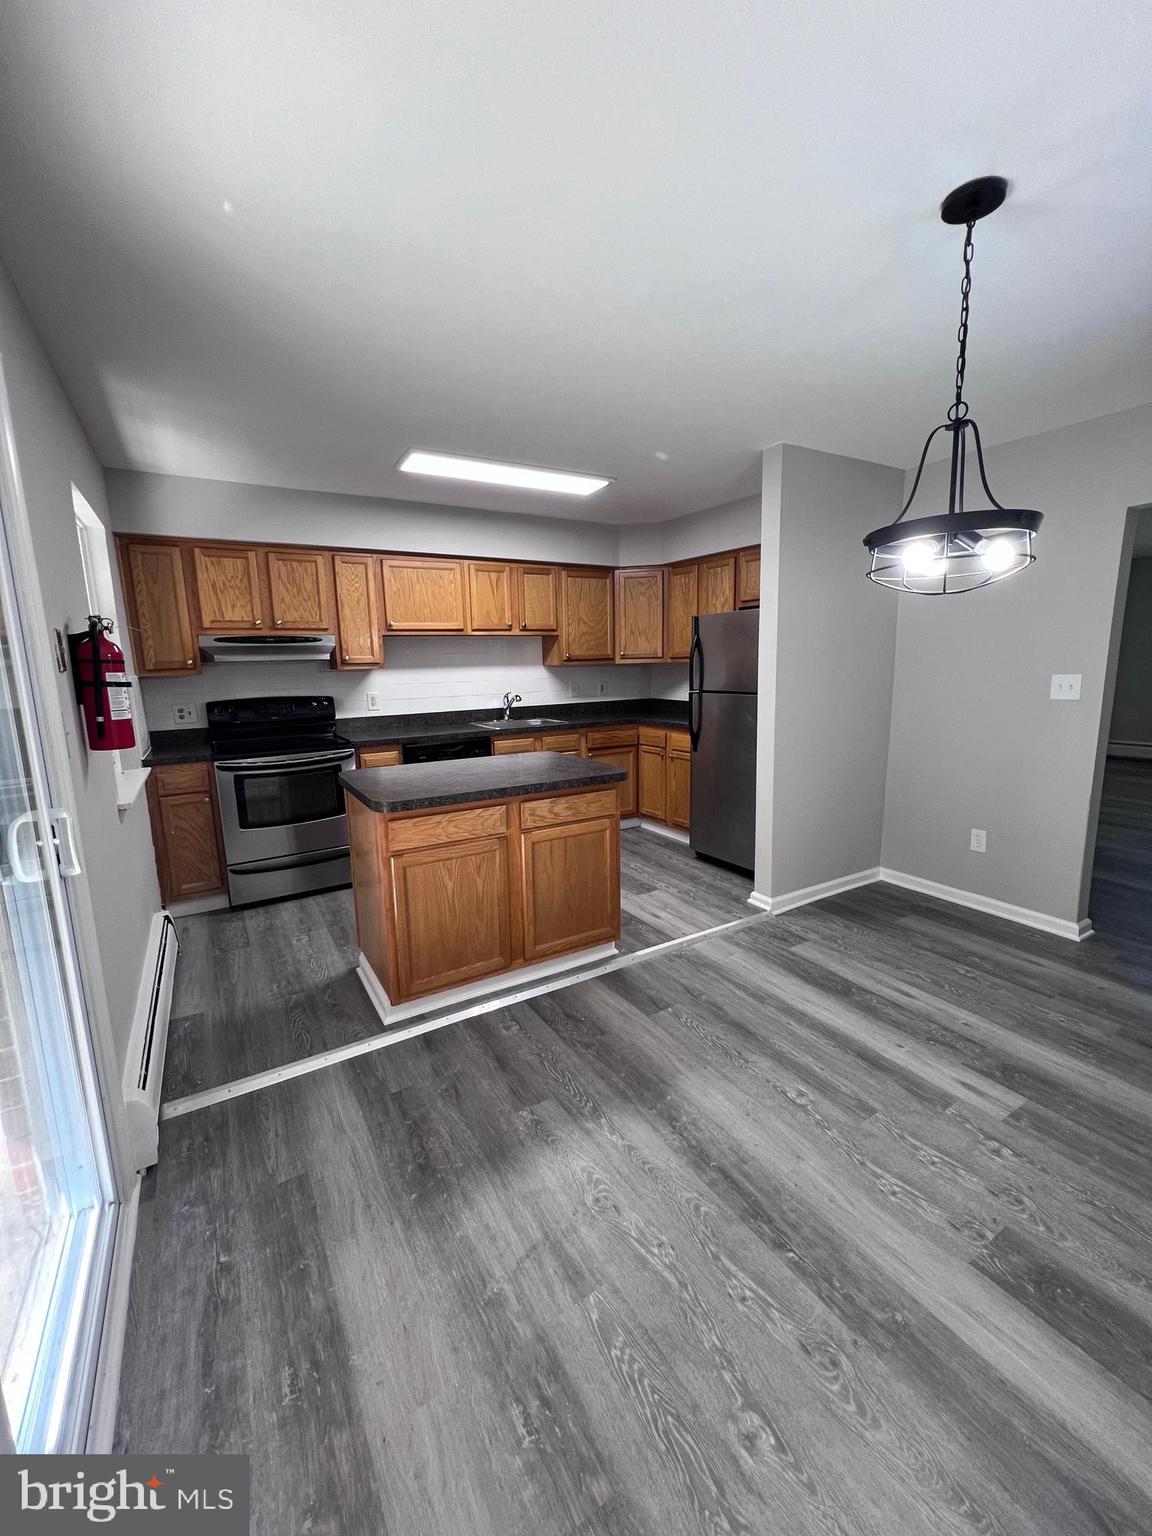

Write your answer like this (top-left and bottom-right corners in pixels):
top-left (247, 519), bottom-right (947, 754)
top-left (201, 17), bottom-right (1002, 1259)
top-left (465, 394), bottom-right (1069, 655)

top-left (341, 751), bottom-right (626, 813)
top-left (145, 698), bottom-right (689, 765)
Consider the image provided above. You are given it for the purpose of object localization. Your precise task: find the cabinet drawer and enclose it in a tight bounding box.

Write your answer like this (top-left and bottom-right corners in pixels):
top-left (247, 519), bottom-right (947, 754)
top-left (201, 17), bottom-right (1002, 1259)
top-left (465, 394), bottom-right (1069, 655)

top-left (584, 725), bottom-right (638, 748)
top-left (666, 729), bottom-right (692, 752)
top-left (153, 761), bottom-right (212, 796)
top-left (520, 789), bottom-right (619, 829)
top-left (638, 726), bottom-right (667, 748)
top-left (493, 736), bottom-right (537, 755)
top-left (390, 804), bottom-right (508, 851)
top-left (357, 747), bottom-right (402, 768)
top-left (538, 732), bottom-right (581, 753)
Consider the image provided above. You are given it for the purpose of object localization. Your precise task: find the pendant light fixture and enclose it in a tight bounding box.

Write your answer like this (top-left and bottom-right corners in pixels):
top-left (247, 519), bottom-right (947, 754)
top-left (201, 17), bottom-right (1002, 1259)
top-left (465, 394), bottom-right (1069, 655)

top-left (864, 176), bottom-right (1042, 594)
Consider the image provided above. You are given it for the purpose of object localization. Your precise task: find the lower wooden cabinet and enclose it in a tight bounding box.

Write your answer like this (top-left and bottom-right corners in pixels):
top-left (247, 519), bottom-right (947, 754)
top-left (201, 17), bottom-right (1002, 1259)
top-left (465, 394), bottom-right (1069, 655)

top-left (636, 727), bottom-right (692, 830)
top-left (390, 835), bottom-right (514, 996)
top-left (521, 816), bottom-right (619, 960)
top-left (356, 746), bottom-right (402, 767)
top-left (666, 730), bottom-right (692, 828)
top-left (147, 762), bottom-right (226, 902)
top-left (638, 741), bottom-right (667, 820)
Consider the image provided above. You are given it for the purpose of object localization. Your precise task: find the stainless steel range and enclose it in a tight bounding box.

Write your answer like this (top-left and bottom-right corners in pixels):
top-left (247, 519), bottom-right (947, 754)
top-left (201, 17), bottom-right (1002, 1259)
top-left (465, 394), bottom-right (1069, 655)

top-left (208, 696), bottom-right (355, 906)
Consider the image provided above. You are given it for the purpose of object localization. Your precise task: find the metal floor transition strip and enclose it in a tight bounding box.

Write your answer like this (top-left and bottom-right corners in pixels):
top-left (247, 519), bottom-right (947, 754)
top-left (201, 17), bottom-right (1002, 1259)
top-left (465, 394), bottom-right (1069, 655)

top-left (162, 909), bottom-right (770, 1120)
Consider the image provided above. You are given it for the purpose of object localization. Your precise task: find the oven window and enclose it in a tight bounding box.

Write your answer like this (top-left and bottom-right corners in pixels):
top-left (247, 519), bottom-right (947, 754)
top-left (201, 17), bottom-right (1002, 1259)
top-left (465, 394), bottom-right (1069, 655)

top-left (234, 766), bottom-right (344, 829)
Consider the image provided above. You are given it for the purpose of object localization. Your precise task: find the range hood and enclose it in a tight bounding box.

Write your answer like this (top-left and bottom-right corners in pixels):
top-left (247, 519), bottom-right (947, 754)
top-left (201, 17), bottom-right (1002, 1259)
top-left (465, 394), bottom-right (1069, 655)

top-left (199, 635), bottom-right (336, 664)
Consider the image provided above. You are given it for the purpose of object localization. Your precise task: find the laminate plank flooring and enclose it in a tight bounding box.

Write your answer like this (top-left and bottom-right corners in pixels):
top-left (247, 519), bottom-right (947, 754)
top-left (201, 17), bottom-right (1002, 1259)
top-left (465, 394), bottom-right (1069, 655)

top-left (1089, 757), bottom-right (1152, 950)
top-left (121, 876), bottom-right (1152, 1535)
top-left (161, 828), bottom-right (753, 1099)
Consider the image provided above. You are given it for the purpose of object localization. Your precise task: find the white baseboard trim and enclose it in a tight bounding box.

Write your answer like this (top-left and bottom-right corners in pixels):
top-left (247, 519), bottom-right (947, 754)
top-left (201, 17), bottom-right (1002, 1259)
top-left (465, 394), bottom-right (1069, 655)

top-left (85, 1177), bottom-right (142, 1452)
top-left (879, 867), bottom-right (1093, 942)
top-left (639, 819), bottom-right (691, 844)
top-left (746, 868), bottom-right (881, 916)
top-left (166, 893), bottom-right (229, 917)
top-left (1108, 740), bottom-right (1152, 760)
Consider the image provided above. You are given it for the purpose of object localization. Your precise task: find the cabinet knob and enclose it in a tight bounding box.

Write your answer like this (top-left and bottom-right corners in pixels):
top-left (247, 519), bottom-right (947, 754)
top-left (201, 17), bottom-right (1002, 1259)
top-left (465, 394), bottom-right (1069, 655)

top-left (185, 659), bottom-right (194, 667)
top-left (520, 621), bottom-right (526, 630)
top-left (254, 618), bottom-right (263, 627)
top-left (343, 654), bottom-right (349, 662)
top-left (565, 650), bottom-right (571, 661)
top-left (507, 620), bottom-right (512, 629)
top-left (202, 796), bottom-right (210, 803)
top-left (387, 620), bottom-right (394, 628)
top-left (274, 619), bottom-right (283, 627)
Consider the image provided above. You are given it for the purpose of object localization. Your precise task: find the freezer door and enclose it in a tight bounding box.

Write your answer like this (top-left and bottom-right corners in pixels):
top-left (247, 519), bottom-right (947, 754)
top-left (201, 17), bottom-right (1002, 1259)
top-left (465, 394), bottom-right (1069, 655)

top-left (689, 690), bottom-right (757, 870)
top-left (695, 609), bottom-right (759, 694)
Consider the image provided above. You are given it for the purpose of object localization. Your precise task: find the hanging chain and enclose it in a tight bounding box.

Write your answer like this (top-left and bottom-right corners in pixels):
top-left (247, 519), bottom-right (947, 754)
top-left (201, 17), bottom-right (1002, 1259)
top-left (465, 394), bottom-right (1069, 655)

top-left (949, 220), bottom-right (975, 421)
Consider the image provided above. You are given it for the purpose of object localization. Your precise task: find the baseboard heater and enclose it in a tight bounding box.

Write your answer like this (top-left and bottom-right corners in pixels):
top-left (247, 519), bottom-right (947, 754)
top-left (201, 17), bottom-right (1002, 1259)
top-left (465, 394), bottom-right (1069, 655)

top-left (122, 911), bottom-right (180, 1172)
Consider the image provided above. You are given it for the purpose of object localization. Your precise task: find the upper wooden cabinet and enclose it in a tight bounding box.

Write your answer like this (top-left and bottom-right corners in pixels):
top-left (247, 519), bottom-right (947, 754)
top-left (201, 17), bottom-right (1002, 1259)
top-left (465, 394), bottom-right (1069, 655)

top-left (267, 548), bottom-right (331, 630)
top-left (193, 545), bottom-right (263, 630)
top-left (466, 562), bottom-right (514, 632)
top-left (544, 569), bottom-right (614, 664)
top-left (736, 546), bottom-right (761, 608)
top-left (666, 563), bottom-right (699, 660)
top-left (698, 552), bottom-right (737, 615)
top-left (119, 541), bottom-right (199, 675)
top-left (382, 557), bottom-right (467, 632)
top-left (333, 554), bottom-right (383, 667)
top-left (614, 567), bottom-right (666, 662)
top-left (515, 565), bottom-right (559, 634)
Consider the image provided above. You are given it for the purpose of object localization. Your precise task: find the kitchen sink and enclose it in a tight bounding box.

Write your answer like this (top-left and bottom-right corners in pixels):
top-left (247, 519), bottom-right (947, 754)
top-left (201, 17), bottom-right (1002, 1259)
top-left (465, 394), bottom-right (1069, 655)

top-left (474, 717), bottom-right (567, 731)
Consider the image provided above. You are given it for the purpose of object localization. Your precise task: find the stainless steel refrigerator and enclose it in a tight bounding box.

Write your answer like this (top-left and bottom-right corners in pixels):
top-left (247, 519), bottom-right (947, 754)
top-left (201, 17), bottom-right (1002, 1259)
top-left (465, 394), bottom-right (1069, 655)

top-left (688, 608), bottom-right (758, 871)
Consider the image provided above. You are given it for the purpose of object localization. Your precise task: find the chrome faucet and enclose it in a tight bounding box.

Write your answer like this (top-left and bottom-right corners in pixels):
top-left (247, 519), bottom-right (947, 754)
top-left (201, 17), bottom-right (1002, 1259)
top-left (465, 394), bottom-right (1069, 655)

top-left (501, 691), bottom-right (522, 720)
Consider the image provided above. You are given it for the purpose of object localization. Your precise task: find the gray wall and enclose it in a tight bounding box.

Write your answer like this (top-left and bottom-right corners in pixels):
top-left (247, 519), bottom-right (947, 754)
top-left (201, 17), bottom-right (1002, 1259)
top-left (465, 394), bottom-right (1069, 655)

top-left (1110, 556), bottom-right (1152, 748)
top-left (0, 262), bottom-right (160, 1075)
top-left (755, 444), bottom-right (903, 899)
top-left (882, 404), bottom-right (1152, 924)
top-left (617, 494), bottom-right (761, 566)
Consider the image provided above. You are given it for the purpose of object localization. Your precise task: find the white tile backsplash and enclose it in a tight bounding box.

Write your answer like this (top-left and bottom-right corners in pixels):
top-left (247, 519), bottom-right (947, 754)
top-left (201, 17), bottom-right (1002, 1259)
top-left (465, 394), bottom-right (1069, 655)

top-left (142, 636), bottom-right (670, 730)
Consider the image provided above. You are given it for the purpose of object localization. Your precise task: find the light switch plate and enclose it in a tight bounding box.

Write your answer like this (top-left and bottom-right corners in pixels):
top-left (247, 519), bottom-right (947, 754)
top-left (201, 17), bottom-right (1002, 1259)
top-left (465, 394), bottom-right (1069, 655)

top-left (1050, 673), bottom-right (1082, 700)
top-left (172, 703), bottom-right (200, 726)
top-left (365, 692), bottom-right (382, 713)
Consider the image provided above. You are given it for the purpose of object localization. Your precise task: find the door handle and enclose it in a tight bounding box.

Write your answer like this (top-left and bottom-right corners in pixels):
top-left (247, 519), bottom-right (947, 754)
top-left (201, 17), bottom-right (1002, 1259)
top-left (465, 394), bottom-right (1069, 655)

top-left (5, 810), bottom-right (43, 883)
top-left (48, 808), bottom-right (82, 876)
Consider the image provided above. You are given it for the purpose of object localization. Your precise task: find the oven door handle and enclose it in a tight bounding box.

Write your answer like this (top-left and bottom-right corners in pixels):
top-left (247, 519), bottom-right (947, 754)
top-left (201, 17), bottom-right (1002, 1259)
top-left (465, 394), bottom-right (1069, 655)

top-left (228, 848), bottom-right (350, 875)
top-left (215, 751), bottom-right (356, 774)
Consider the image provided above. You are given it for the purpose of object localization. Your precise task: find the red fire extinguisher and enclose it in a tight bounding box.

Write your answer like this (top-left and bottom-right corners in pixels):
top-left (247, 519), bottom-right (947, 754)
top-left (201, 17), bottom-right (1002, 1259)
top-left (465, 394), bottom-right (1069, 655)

top-left (71, 615), bottom-right (136, 751)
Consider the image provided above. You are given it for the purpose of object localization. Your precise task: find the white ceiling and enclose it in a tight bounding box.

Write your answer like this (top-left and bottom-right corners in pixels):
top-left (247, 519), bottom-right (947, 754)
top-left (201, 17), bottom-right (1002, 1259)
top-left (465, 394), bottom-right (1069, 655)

top-left (1, 1), bottom-right (1150, 524)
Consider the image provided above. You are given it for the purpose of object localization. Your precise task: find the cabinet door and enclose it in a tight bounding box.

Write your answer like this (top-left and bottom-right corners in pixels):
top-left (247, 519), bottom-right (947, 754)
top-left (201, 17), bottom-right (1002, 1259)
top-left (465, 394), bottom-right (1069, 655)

top-left (193, 545), bottom-right (264, 630)
top-left (698, 553), bottom-right (736, 616)
top-left (121, 542), bottom-right (199, 675)
top-left (587, 745), bottom-right (637, 818)
top-left (390, 836), bottom-right (513, 997)
top-left (666, 564), bottom-right (699, 660)
top-left (614, 567), bottom-right (666, 662)
top-left (736, 546), bottom-right (761, 608)
top-left (156, 790), bottom-right (224, 899)
top-left (334, 554), bottom-right (383, 667)
top-left (638, 743), bottom-right (667, 821)
top-left (560, 570), bottom-right (614, 661)
top-left (516, 565), bottom-right (559, 633)
top-left (466, 562), bottom-right (514, 632)
top-left (666, 736), bottom-right (692, 829)
top-left (521, 816), bottom-right (619, 962)
top-left (382, 557), bottom-right (467, 632)
top-left (267, 549), bottom-right (332, 631)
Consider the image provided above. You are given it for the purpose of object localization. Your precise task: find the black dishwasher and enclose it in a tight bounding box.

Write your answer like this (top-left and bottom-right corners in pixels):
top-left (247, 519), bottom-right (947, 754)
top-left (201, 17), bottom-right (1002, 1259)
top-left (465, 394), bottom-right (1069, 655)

top-left (402, 736), bottom-right (492, 764)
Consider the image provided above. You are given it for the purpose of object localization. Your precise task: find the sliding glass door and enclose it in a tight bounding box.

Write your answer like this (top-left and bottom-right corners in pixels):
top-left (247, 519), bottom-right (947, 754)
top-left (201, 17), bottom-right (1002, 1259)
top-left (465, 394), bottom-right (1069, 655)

top-left (0, 364), bottom-right (117, 1452)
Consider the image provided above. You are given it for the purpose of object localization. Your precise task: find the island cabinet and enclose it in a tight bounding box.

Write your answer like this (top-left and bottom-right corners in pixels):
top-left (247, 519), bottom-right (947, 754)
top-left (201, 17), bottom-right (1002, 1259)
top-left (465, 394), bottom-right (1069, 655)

top-left (343, 764), bottom-right (623, 1020)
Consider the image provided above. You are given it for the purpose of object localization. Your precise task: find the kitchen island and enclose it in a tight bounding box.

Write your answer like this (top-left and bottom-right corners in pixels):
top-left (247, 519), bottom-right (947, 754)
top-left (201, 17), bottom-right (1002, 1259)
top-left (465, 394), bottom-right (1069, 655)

top-left (340, 752), bottom-right (626, 1023)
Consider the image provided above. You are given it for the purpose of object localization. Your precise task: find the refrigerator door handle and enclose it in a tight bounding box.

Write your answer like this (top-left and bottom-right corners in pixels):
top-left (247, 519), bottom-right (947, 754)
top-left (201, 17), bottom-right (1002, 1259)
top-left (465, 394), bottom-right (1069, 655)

top-left (688, 628), bottom-right (703, 749)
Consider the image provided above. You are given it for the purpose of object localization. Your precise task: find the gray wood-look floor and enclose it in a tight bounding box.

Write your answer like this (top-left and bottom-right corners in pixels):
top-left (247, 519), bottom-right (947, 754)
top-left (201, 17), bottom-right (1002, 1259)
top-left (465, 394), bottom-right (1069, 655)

top-left (162, 827), bottom-right (753, 1097)
top-left (1089, 757), bottom-right (1152, 950)
top-left (121, 852), bottom-right (1152, 1534)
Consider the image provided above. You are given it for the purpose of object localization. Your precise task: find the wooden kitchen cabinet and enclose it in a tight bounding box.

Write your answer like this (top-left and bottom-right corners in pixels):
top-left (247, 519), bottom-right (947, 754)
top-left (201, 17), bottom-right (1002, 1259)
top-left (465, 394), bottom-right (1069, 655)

top-left (666, 729), bottom-right (692, 829)
top-left (515, 565), bottom-right (559, 633)
top-left (698, 553), bottom-right (737, 615)
top-left (356, 746), bottom-right (402, 767)
top-left (381, 557), bottom-right (467, 632)
top-left (544, 569), bottom-right (614, 664)
top-left (390, 835), bottom-right (514, 996)
top-left (586, 746), bottom-right (637, 818)
top-left (266, 548), bottom-right (332, 631)
top-left (666, 563), bottom-right (699, 660)
top-left (192, 545), bottom-right (264, 631)
top-left (147, 761), bottom-right (225, 902)
top-left (119, 541), bottom-right (199, 675)
top-left (638, 742), bottom-right (667, 820)
top-left (333, 554), bottom-right (384, 667)
top-left (493, 731), bottom-right (581, 755)
top-left (736, 546), bottom-right (761, 608)
top-left (466, 561), bottom-right (515, 632)
top-left (521, 815), bottom-right (619, 961)
top-left (614, 567), bottom-right (666, 662)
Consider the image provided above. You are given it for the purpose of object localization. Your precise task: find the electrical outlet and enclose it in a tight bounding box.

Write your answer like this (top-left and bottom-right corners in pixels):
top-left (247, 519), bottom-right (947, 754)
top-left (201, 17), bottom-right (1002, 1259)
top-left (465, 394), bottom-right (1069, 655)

top-left (171, 703), bottom-right (200, 726)
top-left (1050, 673), bottom-right (1082, 701)
top-left (970, 828), bottom-right (987, 853)
top-left (597, 681), bottom-right (607, 696)
top-left (365, 691), bottom-right (382, 713)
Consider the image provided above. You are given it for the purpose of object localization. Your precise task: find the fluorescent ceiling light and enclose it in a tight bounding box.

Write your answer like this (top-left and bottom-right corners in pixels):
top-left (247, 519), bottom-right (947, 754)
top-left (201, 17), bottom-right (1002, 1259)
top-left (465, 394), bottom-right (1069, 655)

top-left (398, 449), bottom-right (611, 497)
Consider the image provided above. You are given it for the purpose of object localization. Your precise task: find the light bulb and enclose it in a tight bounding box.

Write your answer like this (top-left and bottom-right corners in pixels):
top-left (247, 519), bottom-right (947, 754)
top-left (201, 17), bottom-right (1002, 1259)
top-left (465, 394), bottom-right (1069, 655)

top-left (901, 540), bottom-right (944, 576)
top-left (980, 536), bottom-right (1017, 573)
